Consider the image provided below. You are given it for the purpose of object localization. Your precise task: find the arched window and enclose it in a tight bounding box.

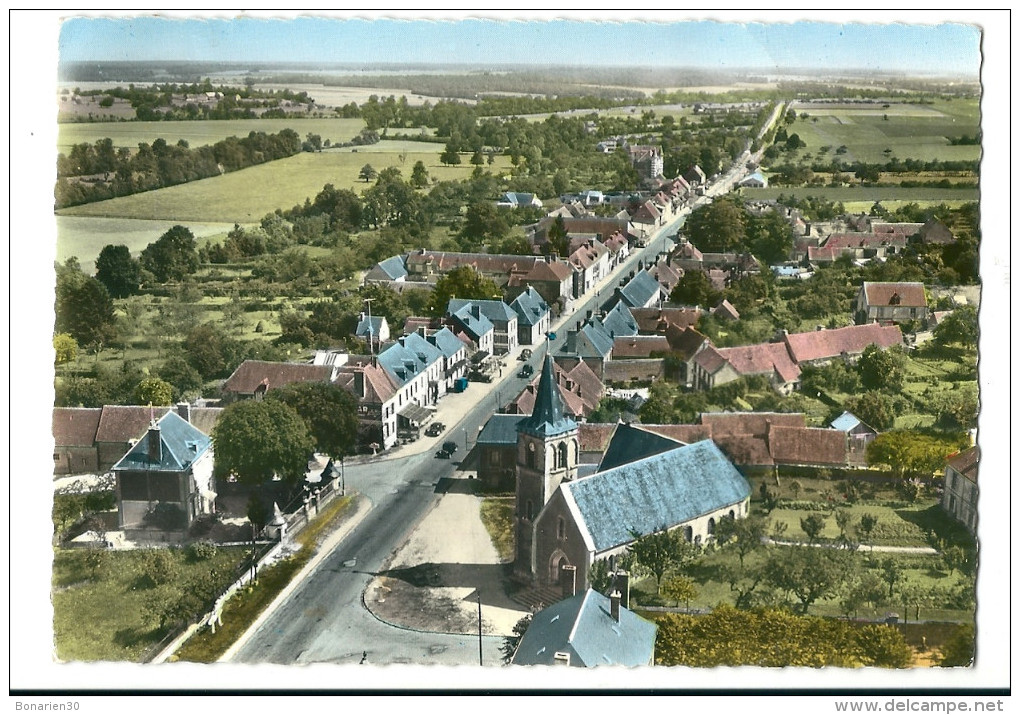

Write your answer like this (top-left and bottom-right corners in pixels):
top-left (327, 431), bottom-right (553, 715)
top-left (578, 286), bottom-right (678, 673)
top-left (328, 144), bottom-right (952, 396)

top-left (729, 509), bottom-right (735, 520)
top-left (526, 442), bottom-right (535, 469)
top-left (683, 526), bottom-right (693, 543)
top-left (707, 517), bottom-right (716, 536)
top-left (557, 442), bottom-right (568, 470)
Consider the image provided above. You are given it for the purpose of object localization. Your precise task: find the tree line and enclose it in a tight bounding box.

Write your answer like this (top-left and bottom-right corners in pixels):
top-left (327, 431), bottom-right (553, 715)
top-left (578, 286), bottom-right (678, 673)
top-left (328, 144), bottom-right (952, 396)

top-left (55, 129), bottom-right (303, 208)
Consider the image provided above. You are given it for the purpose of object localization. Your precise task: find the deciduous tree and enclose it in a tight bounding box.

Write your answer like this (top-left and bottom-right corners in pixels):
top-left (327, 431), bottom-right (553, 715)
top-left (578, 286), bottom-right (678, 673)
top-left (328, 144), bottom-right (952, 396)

top-left (134, 377), bottom-right (174, 406)
top-left (266, 381), bottom-right (359, 459)
top-left (95, 244), bottom-right (142, 297)
top-left (140, 225), bottom-right (199, 283)
top-left (212, 400), bottom-right (314, 486)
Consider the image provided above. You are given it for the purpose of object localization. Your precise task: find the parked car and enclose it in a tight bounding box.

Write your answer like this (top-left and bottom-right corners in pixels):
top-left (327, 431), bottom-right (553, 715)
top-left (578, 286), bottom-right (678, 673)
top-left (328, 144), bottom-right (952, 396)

top-left (435, 449), bottom-right (451, 459)
top-left (425, 422), bottom-right (445, 437)
top-left (517, 364), bottom-right (534, 378)
top-left (518, 349), bottom-right (532, 361)
top-left (442, 441), bottom-right (458, 455)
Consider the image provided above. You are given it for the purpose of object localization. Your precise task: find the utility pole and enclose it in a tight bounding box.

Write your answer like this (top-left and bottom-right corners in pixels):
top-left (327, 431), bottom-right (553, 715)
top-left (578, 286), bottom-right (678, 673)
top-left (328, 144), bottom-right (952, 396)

top-left (477, 589), bottom-right (483, 666)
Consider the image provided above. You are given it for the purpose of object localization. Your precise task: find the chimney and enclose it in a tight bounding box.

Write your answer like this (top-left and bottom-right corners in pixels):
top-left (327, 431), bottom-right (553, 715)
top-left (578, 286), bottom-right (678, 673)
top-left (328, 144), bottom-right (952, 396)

top-left (610, 590), bottom-right (622, 622)
top-left (562, 564), bottom-right (577, 597)
top-left (553, 652), bottom-right (571, 666)
top-left (147, 421), bottom-right (162, 463)
top-left (176, 401), bottom-right (191, 423)
top-left (615, 571), bottom-right (631, 609)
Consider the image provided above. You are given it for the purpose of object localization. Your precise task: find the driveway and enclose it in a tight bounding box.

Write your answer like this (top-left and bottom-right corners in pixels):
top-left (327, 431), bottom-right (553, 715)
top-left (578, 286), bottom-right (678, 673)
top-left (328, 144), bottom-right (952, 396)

top-left (365, 474), bottom-right (529, 637)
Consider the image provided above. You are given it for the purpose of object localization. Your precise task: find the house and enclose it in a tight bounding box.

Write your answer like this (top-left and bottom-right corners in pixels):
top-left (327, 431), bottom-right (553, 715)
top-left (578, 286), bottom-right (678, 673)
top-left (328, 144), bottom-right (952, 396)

top-left (111, 411), bottom-right (215, 538)
top-left (855, 282), bottom-right (929, 325)
top-left (510, 588), bottom-right (657, 667)
top-left (425, 326), bottom-right (470, 391)
top-left (334, 358), bottom-right (400, 451)
top-left (626, 145), bottom-right (664, 182)
top-left (629, 307), bottom-right (702, 335)
top-left (221, 360), bottom-right (335, 402)
top-left (711, 299), bottom-right (741, 321)
top-left (664, 325), bottom-right (710, 387)
top-left (448, 298), bottom-right (518, 355)
top-left (739, 171), bottom-right (768, 188)
top-left (567, 239), bottom-right (610, 298)
top-left (821, 232), bottom-right (909, 260)
top-left (711, 342), bottom-right (802, 394)
top-left (683, 164), bottom-right (707, 187)
top-left (617, 269), bottom-right (664, 309)
top-left (380, 331), bottom-right (446, 407)
top-left (941, 446), bottom-right (979, 534)
top-left (916, 217), bottom-right (956, 245)
top-left (363, 254), bottom-right (409, 284)
top-left (447, 303), bottom-right (495, 356)
top-left (831, 411), bottom-right (879, 462)
top-left (497, 191), bottom-right (544, 209)
top-left (611, 335), bottom-right (669, 360)
top-left (647, 260), bottom-right (683, 295)
top-left (52, 408), bottom-right (102, 475)
top-left (509, 287), bottom-right (552, 346)
top-left (506, 257), bottom-right (574, 315)
top-left (507, 359), bottom-right (604, 422)
top-left (355, 313), bottom-right (389, 350)
top-left (780, 323), bottom-right (903, 366)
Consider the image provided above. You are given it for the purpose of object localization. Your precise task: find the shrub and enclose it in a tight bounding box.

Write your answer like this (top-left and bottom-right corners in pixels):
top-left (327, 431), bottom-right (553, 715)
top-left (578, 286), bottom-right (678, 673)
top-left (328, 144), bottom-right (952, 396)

top-left (187, 541), bottom-right (218, 562)
top-left (141, 548), bottom-right (180, 587)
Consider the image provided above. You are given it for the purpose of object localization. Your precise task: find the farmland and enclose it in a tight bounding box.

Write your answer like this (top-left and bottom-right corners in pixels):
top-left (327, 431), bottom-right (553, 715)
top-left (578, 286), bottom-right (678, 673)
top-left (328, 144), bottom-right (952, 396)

top-left (739, 186), bottom-right (977, 205)
top-left (781, 99), bottom-right (980, 165)
top-left (57, 117), bottom-right (369, 153)
top-left (57, 147), bottom-right (515, 225)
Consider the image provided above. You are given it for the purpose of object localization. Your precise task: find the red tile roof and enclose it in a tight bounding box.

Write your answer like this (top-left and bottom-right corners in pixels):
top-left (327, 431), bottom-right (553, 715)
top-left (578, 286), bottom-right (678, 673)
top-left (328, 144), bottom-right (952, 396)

top-left (612, 335), bottom-right (669, 358)
top-left (52, 408), bottom-right (102, 447)
top-left (336, 360), bottom-right (398, 404)
top-left (782, 324), bottom-right (903, 363)
top-left (642, 424), bottom-right (713, 444)
top-left (222, 360), bottom-right (333, 396)
top-left (630, 307), bottom-right (701, 334)
top-left (718, 342), bottom-right (801, 383)
top-left (525, 259), bottom-right (573, 282)
top-left (947, 445), bottom-right (980, 483)
top-left (699, 412), bottom-right (806, 437)
top-left (95, 405), bottom-right (169, 443)
top-left (862, 282), bottom-right (927, 308)
top-left (823, 233), bottom-right (909, 250)
top-left (578, 424), bottom-right (617, 453)
top-left (665, 325), bottom-right (709, 359)
top-left (693, 345), bottom-right (730, 374)
top-left (768, 426), bottom-right (849, 466)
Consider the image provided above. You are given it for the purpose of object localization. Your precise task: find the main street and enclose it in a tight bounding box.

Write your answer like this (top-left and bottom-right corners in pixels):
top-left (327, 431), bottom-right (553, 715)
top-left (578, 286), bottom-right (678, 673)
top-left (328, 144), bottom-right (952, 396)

top-left (226, 129), bottom-right (774, 665)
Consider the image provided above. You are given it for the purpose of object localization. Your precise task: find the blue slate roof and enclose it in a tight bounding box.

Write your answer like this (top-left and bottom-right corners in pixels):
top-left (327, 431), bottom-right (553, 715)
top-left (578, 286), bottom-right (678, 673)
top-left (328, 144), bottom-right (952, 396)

top-left (579, 324), bottom-right (614, 358)
top-left (564, 439), bottom-right (750, 553)
top-left (375, 255), bottom-right (408, 280)
top-left (399, 331), bottom-right (444, 366)
top-left (517, 355), bottom-right (577, 438)
top-left (377, 337), bottom-right (440, 386)
top-left (449, 303), bottom-right (494, 341)
top-left (510, 287), bottom-right (550, 326)
top-left (512, 589), bottom-right (657, 667)
top-left (112, 411), bottom-right (212, 473)
top-left (355, 315), bottom-right (386, 338)
top-left (598, 300), bottom-right (639, 340)
top-left (597, 423), bottom-right (685, 472)
top-left (830, 411), bottom-right (874, 433)
top-left (618, 270), bottom-right (662, 308)
top-left (426, 326), bottom-right (465, 358)
top-left (447, 298), bottom-right (517, 324)
top-left (477, 414), bottom-right (526, 446)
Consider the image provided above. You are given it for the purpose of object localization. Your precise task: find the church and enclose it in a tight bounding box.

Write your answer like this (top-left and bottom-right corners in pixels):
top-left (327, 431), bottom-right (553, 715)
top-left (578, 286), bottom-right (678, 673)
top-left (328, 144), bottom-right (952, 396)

top-left (511, 354), bottom-right (752, 594)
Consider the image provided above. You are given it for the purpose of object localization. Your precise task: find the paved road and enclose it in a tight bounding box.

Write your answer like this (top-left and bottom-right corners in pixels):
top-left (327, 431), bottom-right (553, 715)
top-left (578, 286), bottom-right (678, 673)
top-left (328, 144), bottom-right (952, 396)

top-left (227, 140), bottom-right (760, 666)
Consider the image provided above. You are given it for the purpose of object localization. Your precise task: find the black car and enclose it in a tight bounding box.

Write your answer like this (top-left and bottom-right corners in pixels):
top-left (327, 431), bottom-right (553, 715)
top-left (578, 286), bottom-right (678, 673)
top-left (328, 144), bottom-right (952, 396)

top-left (425, 422), bottom-right (445, 437)
top-left (435, 449), bottom-right (451, 459)
top-left (517, 364), bottom-right (534, 378)
top-left (442, 441), bottom-right (458, 455)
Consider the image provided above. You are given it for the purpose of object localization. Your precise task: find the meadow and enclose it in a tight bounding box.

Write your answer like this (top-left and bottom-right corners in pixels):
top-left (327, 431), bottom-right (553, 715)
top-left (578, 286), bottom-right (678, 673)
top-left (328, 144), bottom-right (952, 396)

top-left (56, 148), bottom-right (515, 226)
top-left (740, 186), bottom-right (977, 205)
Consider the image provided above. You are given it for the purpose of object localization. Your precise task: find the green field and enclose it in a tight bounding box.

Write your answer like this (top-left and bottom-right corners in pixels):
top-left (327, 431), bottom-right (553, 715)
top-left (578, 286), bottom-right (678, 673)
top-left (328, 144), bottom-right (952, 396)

top-left (57, 118), bottom-right (368, 153)
top-left (740, 186), bottom-right (977, 204)
top-left (55, 216), bottom-right (236, 270)
top-left (56, 150), bottom-right (515, 225)
top-left (783, 100), bottom-right (980, 165)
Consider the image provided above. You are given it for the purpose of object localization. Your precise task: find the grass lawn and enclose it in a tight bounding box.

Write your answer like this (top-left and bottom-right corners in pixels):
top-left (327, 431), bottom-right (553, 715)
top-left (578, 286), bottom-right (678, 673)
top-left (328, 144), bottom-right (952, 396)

top-left (57, 150), bottom-right (516, 225)
top-left (57, 118), bottom-right (369, 153)
top-left (173, 495), bottom-right (355, 663)
top-left (479, 496), bottom-right (515, 563)
top-left (767, 501), bottom-right (947, 548)
top-left (51, 545), bottom-right (249, 662)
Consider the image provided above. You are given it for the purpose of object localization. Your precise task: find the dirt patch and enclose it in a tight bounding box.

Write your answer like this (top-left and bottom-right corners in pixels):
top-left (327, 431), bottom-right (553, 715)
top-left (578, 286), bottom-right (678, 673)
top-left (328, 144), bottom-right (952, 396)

top-left (364, 478), bottom-right (529, 636)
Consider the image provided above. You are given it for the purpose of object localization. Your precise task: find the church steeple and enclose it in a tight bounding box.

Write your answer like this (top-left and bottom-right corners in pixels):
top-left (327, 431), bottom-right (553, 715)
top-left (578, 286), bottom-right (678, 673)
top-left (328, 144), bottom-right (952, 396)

top-left (514, 352), bottom-right (579, 583)
top-left (517, 354), bottom-right (577, 438)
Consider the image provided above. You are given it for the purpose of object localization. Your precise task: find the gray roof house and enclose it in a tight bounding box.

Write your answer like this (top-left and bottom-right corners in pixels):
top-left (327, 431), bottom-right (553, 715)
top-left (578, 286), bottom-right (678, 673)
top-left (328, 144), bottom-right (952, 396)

top-left (447, 303), bottom-right (496, 355)
top-left (617, 269), bottom-right (663, 309)
top-left (509, 287), bottom-right (552, 346)
top-left (111, 411), bottom-right (216, 538)
top-left (363, 254), bottom-right (409, 284)
top-left (448, 298), bottom-right (519, 355)
top-left (511, 589), bottom-right (657, 667)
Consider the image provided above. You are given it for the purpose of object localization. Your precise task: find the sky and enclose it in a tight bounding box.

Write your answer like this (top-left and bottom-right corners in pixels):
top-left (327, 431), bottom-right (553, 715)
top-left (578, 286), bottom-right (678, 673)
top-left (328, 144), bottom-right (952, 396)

top-left (54, 11), bottom-right (983, 77)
